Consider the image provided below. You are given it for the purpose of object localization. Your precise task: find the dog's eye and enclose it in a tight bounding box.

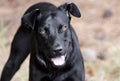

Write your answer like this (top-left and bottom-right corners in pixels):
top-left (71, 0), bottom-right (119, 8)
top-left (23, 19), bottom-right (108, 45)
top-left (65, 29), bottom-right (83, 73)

top-left (39, 29), bottom-right (46, 35)
top-left (62, 26), bottom-right (67, 31)
top-left (59, 26), bottom-right (67, 33)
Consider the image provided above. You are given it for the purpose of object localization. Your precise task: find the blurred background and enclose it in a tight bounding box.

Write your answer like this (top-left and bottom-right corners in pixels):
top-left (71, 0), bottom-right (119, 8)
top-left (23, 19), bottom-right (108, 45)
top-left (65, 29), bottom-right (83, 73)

top-left (0, 0), bottom-right (120, 81)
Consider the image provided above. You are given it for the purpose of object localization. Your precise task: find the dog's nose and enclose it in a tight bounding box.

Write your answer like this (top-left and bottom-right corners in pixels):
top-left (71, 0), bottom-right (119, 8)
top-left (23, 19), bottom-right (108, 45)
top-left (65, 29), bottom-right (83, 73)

top-left (53, 46), bottom-right (63, 54)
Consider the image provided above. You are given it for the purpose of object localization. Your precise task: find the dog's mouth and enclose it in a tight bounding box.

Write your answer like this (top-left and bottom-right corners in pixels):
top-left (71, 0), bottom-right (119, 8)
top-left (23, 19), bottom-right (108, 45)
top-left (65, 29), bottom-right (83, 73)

top-left (36, 52), bottom-right (67, 67)
top-left (51, 55), bottom-right (66, 66)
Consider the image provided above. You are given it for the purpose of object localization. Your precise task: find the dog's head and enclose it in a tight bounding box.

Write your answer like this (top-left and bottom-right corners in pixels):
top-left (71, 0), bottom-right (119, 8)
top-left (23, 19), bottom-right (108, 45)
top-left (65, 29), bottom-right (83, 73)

top-left (22, 3), bottom-right (81, 67)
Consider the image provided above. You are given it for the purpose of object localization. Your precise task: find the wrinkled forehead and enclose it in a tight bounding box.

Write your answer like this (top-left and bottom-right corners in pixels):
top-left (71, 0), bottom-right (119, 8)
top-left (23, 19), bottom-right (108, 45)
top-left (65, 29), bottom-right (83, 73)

top-left (37, 10), bottom-right (69, 27)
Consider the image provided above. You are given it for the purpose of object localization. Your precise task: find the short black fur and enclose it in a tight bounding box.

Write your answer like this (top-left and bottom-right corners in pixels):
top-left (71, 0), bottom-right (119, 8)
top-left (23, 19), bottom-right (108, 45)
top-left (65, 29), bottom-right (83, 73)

top-left (0, 2), bottom-right (85, 81)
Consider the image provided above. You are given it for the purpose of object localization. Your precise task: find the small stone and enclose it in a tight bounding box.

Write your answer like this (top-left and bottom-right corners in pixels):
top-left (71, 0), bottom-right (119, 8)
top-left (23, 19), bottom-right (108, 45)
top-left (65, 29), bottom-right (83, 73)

top-left (102, 9), bottom-right (113, 18)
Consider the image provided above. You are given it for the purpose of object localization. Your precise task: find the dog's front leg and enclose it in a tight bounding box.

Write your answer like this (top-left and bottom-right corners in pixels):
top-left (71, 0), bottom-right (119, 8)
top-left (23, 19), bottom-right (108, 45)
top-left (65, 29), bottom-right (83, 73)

top-left (0, 26), bottom-right (31, 81)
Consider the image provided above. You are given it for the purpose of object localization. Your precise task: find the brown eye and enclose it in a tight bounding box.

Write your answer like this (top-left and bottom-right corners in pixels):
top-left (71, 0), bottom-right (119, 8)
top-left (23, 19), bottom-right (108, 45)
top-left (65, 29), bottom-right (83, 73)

top-left (60, 26), bottom-right (67, 33)
top-left (39, 29), bottom-right (46, 35)
top-left (62, 26), bottom-right (67, 31)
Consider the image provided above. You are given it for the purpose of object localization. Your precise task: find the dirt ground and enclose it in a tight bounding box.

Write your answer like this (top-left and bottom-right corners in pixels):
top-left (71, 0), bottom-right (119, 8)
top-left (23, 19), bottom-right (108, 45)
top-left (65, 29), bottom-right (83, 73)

top-left (0, 0), bottom-right (120, 81)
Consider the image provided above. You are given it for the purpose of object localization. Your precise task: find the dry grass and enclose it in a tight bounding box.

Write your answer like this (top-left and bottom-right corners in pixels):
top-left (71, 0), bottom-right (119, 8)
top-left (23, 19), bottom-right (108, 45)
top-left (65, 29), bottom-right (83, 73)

top-left (0, 0), bottom-right (120, 81)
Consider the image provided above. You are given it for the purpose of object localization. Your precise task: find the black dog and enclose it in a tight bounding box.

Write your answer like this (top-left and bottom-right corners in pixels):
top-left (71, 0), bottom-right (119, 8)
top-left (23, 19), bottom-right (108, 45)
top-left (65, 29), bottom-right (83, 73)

top-left (0, 2), bottom-right (85, 81)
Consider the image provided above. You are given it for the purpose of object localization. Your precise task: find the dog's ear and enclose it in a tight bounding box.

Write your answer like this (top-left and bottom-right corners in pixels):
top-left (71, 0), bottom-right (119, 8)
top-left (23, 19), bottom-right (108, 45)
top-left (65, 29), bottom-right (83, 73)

top-left (22, 9), bottom-right (40, 30)
top-left (58, 3), bottom-right (81, 18)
